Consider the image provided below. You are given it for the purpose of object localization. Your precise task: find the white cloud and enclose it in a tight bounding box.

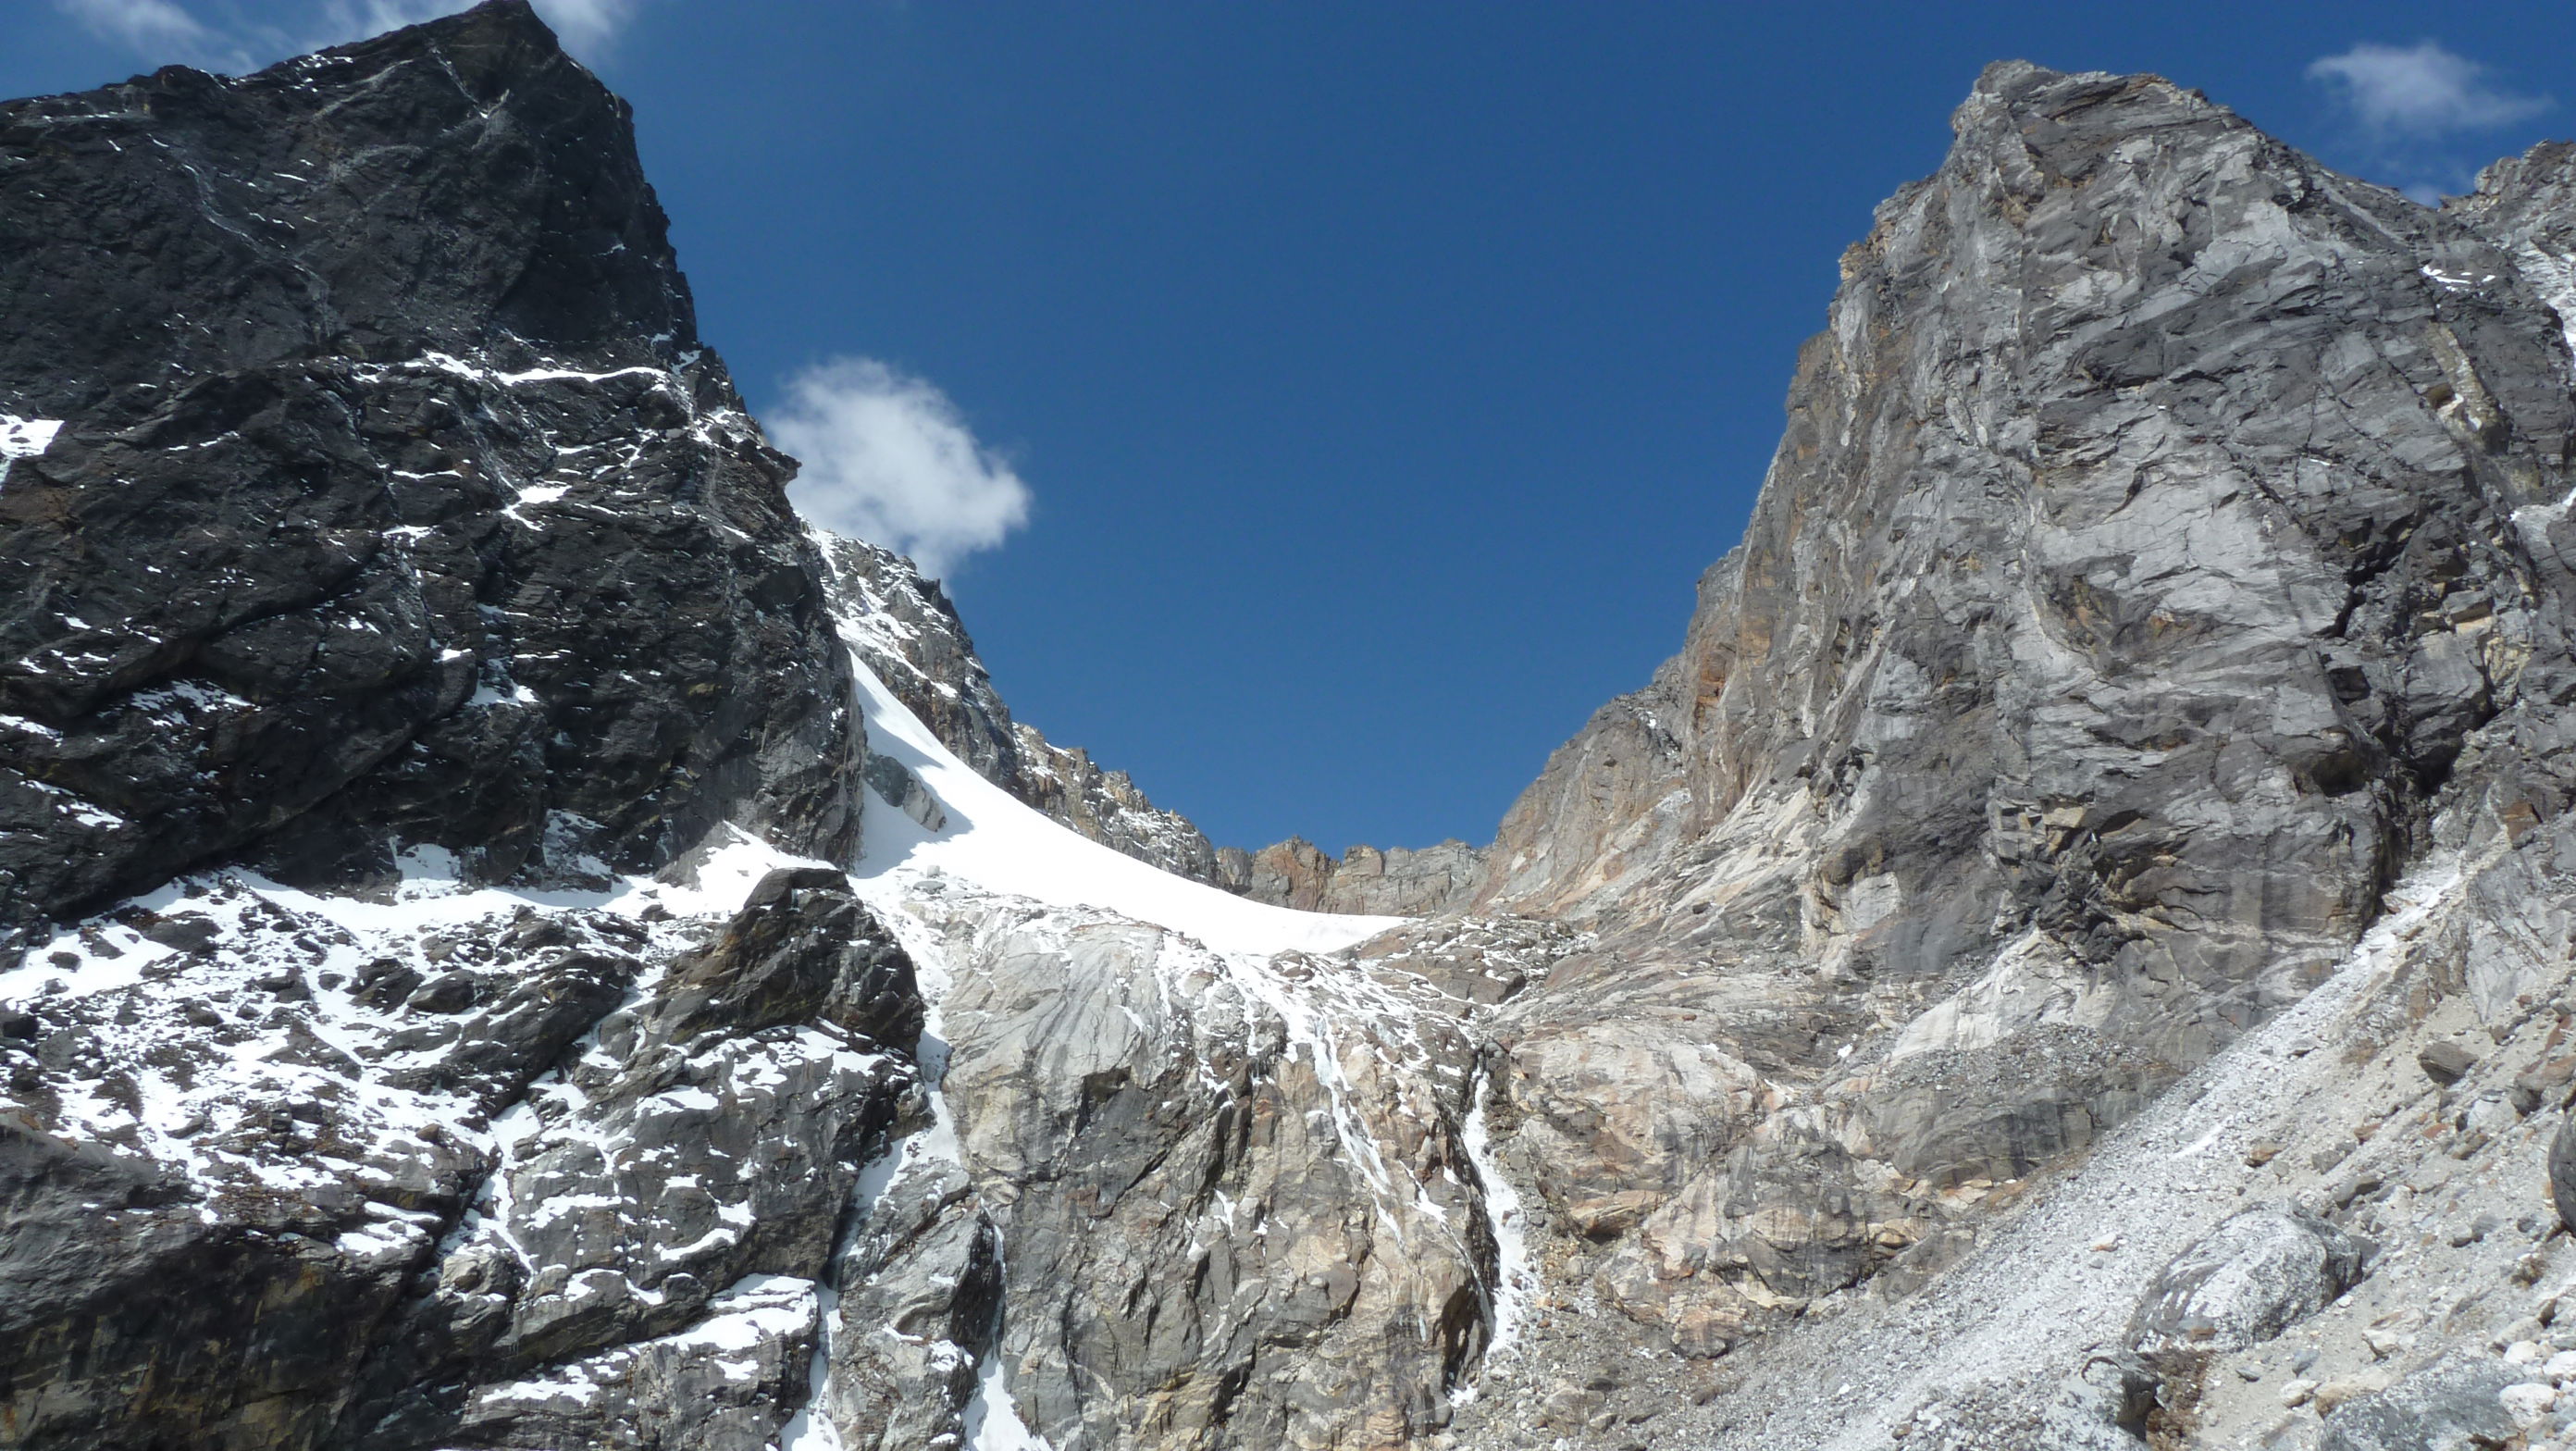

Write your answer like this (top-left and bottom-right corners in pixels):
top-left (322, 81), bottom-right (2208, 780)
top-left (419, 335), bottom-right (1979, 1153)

top-left (56, 0), bottom-right (643, 72)
top-left (520, 0), bottom-right (638, 49)
top-left (2308, 41), bottom-right (2549, 139)
top-left (767, 358), bottom-right (1034, 580)
top-left (56, 0), bottom-right (213, 49)
top-left (55, 0), bottom-right (248, 68)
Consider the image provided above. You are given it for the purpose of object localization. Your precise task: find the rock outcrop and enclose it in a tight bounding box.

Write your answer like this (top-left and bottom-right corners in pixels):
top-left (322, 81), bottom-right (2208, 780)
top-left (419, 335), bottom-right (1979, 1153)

top-left (2126, 1208), bottom-right (2370, 1357)
top-left (1220, 837), bottom-right (1487, 915)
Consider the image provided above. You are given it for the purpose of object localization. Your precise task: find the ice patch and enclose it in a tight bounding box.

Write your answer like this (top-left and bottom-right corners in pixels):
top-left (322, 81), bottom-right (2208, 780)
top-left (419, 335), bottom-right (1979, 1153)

top-left (1459, 1066), bottom-right (1537, 1364)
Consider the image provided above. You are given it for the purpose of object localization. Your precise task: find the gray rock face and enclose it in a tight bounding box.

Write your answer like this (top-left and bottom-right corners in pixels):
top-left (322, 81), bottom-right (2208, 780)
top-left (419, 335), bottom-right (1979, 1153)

top-left (1441, 58), bottom-right (2576, 1364)
top-left (342, 867), bottom-right (924, 1451)
top-left (2319, 1355), bottom-right (2523, 1451)
top-left (2126, 1207), bottom-right (2368, 1356)
top-left (813, 1153), bottom-right (1000, 1451)
top-left (1223, 837), bottom-right (1488, 915)
top-left (893, 886), bottom-right (1498, 1450)
top-left (0, 0), bottom-right (861, 951)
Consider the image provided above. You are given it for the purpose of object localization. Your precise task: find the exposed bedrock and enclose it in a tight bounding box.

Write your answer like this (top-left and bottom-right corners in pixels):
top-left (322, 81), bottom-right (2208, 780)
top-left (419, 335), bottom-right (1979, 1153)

top-left (18, 8), bottom-right (2576, 1448)
top-left (883, 885), bottom-right (1513, 1450)
top-left (1460, 59), bottom-right (2576, 1361)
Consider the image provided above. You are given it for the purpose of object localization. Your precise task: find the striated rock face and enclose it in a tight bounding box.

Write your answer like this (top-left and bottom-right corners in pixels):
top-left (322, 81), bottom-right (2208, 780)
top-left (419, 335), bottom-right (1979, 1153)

top-left (865, 884), bottom-right (1501, 1451)
top-left (821, 534), bottom-right (1230, 885)
top-left (0, 0), bottom-right (860, 952)
top-left (1222, 837), bottom-right (1488, 916)
top-left (1444, 59), bottom-right (2576, 1374)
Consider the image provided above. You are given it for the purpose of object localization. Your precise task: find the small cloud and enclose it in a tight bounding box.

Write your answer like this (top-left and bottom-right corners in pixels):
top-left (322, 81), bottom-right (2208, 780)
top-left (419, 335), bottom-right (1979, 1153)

top-left (2308, 41), bottom-right (2549, 138)
top-left (2307, 41), bottom-right (2552, 203)
top-left (767, 358), bottom-right (1034, 579)
top-left (55, 0), bottom-right (246, 68)
top-left (518, 0), bottom-right (639, 49)
top-left (315, 2), bottom-right (473, 44)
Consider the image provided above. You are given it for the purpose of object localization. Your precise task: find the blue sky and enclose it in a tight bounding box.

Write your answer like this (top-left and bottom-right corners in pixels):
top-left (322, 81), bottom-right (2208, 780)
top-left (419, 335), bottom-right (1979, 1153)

top-left (12, 2), bottom-right (2576, 854)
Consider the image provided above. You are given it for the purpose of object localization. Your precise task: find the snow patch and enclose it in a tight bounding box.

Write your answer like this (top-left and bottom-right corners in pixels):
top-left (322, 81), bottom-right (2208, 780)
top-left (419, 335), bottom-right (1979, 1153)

top-left (847, 654), bottom-right (1400, 958)
top-left (2, 415), bottom-right (62, 459)
top-left (960, 1346), bottom-right (1054, 1451)
top-left (1460, 1066), bottom-right (1537, 1365)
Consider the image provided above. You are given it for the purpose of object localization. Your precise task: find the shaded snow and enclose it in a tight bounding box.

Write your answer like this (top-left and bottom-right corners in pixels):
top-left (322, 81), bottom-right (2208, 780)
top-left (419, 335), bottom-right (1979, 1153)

top-left (960, 1347), bottom-right (1054, 1451)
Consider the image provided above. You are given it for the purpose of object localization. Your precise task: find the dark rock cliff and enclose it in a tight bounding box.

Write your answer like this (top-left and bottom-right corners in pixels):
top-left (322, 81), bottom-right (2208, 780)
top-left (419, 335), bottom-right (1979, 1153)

top-left (0, 0), bottom-right (860, 953)
top-left (0, 7), bottom-right (906, 1449)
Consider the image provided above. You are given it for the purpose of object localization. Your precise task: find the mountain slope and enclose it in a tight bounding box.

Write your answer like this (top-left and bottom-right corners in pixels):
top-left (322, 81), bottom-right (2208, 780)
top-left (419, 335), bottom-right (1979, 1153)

top-left (12, 14), bottom-right (2576, 1451)
top-left (0, 10), bottom-right (1542, 1449)
top-left (1430, 60), bottom-right (2576, 1450)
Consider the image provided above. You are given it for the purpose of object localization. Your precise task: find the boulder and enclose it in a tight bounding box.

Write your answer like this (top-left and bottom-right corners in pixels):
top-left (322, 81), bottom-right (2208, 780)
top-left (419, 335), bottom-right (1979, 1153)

top-left (2319, 1355), bottom-right (2523, 1451)
top-left (2127, 1207), bottom-right (2369, 1356)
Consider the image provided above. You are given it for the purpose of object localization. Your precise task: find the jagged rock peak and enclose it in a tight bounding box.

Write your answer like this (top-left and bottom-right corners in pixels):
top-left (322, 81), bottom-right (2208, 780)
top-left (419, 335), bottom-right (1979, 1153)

top-left (6, 0), bottom-right (700, 412)
top-left (0, 0), bottom-right (861, 940)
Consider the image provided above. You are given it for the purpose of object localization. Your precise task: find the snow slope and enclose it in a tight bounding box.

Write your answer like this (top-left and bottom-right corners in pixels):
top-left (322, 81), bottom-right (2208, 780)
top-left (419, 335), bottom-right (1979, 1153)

top-left (846, 655), bottom-right (1404, 957)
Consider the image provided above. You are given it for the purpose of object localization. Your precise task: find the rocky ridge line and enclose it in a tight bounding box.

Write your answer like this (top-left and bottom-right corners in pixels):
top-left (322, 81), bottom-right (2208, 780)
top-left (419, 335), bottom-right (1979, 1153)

top-left (818, 534), bottom-right (1232, 886)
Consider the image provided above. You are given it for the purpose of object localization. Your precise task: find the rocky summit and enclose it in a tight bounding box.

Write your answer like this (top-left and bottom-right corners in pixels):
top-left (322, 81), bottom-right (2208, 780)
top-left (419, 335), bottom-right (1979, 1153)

top-left (8, 8), bottom-right (2576, 1450)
